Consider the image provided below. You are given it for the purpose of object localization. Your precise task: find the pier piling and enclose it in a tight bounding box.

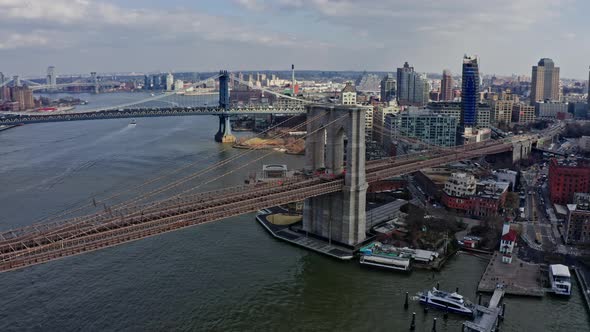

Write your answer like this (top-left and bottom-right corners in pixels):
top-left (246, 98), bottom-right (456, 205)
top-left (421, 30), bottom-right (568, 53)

top-left (443, 305), bottom-right (448, 320)
top-left (410, 312), bottom-right (416, 331)
top-left (404, 292), bottom-right (409, 309)
top-left (478, 293), bottom-right (482, 305)
top-left (436, 282), bottom-right (440, 289)
top-left (431, 317), bottom-right (437, 332)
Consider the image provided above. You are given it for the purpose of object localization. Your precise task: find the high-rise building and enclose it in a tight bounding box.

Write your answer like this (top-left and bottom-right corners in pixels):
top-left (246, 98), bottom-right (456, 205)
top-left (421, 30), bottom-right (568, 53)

top-left (11, 86), bottom-right (35, 110)
top-left (166, 73), bottom-right (174, 91)
top-left (174, 79), bottom-right (184, 91)
top-left (46, 66), bottom-right (57, 87)
top-left (461, 55), bottom-right (480, 128)
top-left (143, 75), bottom-right (152, 90)
top-left (441, 69), bottom-right (453, 101)
top-left (380, 74), bottom-right (396, 102)
top-left (587, 66), bottom-right (590, 106)
top-left (0, 72), bottom-right (5, 85)
top-left (530, 58), bottom-right (560, 104)
top-left (396, 62), bottom-right (428, 106)
top-left (152, 75), bottom-right (162, 89)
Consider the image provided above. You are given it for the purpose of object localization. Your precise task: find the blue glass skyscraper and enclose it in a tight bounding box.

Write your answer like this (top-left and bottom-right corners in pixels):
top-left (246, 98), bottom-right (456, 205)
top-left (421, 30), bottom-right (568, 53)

top-left (461, 55), bottom-right (479, 128)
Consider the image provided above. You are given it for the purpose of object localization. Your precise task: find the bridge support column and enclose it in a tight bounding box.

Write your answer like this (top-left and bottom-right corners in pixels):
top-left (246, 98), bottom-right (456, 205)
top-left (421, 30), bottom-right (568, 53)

top-left (303, 105), bottom-right (368, 247)
top-left (512, 140), bottom-right (532, 163)
top-left (214, 114), bottom-right (236, 143)
top-left (214, 70), bottom-right (235, 143)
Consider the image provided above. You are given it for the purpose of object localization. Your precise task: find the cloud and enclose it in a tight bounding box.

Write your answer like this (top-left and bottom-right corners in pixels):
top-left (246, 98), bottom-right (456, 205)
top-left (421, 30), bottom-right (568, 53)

top-left (0, 0), bottom-right (327, 49)
top-left (0, 31), bottom-right (49, 49)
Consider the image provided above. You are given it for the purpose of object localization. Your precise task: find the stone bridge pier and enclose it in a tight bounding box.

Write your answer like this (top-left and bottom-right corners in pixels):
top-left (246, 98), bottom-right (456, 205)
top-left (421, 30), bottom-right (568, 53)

top-left (214, 114), bottom-right (236, 143)
top-left (303, 105), bottom-right (368, 247)
top-left (512, 140), bottom-right (532, 163)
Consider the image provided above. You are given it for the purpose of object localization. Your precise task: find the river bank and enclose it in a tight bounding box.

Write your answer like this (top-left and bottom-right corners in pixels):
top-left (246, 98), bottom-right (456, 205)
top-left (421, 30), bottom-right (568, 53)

top-left (233, 131), bottom-right (305, 154)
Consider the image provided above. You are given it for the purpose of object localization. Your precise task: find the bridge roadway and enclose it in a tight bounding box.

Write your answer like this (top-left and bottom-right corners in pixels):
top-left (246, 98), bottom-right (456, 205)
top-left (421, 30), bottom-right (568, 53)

top-left (0, 106), bottom-right (306, 125)
top-left (0, 134), bottom-right (540, 272)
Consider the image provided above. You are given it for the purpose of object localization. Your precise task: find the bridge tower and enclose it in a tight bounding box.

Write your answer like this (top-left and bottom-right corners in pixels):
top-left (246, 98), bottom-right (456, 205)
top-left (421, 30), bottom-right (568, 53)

top-left (215, 70), bottom-right (236, 143)
top-left (303, 104), bottom-right (368, 246)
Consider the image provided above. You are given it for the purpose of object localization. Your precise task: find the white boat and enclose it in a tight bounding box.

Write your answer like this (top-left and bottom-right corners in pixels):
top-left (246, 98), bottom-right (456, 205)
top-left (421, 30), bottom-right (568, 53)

top-left (359, 255), bottom-right (410, 271)
top-left (129, 119), bottom-right (137, 126)
top-left (549, 264), bottom-right (571, 296)
top-left (418, 288), bottom-right (474, 316)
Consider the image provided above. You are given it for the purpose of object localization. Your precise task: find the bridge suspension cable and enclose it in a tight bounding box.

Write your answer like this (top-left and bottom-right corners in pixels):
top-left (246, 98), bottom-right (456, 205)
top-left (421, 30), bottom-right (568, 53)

top-left (232, 76), bottom-right (311, 103)
top-left (81, 73), bottom-right (222, 113)
top-left (21, 111), bottom-right (310, 229)
top-left (0, 112), bottom-right (350, 264)
top-left (7, 111), bottom-right (317, 239)
top-left (0, 78), bottom-right (14, 88)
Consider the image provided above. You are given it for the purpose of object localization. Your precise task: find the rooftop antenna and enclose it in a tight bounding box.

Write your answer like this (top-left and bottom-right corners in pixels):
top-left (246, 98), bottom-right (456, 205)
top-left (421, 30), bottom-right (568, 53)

top-left (291, 64), bottom-right (296, 96)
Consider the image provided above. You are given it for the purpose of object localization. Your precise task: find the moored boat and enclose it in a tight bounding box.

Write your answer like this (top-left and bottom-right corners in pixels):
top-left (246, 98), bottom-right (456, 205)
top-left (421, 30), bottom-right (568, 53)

top-left (418, 287), bottom-right (474, 316)
top-left (549, 264), bottom-right (571, 296)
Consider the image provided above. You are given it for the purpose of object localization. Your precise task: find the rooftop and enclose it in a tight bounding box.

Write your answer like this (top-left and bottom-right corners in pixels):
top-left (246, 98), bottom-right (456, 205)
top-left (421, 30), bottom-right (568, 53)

top-left (501, 230), bottom-right (517, 242)
top-left (550, 264), bottom-right (570, 278)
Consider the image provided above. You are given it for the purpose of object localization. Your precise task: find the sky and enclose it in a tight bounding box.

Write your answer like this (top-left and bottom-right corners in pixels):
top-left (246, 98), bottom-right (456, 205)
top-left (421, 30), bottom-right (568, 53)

top-left (0, 0), bottom-right (589, 79)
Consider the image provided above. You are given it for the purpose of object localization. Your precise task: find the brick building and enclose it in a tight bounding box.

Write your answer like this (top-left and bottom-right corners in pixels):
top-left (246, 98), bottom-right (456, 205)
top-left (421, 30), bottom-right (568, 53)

top-left (441, 173), bottom-right (509, 217)
top-left (548, 158), bottom-right (590, 205)
top-left (565, 194), bottom-right (590, 245)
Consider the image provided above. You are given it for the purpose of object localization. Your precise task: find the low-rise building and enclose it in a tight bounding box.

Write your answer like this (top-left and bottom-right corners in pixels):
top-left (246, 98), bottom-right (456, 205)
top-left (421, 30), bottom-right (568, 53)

top-left (385, 109), bottom-right (458, 148)
top-left (500, 219), bottom-right (517, 264)
top-left (442, 175), bottom-right (509, 217)
top-left (512, 103), bottom-right (536, 124)
top-left (341, 82), bottom-right (357, 105)
top-left (535, 101), bottom-right (568, 119)
top-left (427, 101), bottom-right (490, 128)
top-left (444, 172), bottom-right (476, 197)
top-left (565, 194), bottom-right (590, 245)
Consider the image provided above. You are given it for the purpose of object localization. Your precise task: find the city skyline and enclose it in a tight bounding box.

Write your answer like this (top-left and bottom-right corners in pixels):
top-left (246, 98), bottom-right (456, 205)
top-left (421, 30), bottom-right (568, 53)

top-left (0, 0), bottom-right (589, 79)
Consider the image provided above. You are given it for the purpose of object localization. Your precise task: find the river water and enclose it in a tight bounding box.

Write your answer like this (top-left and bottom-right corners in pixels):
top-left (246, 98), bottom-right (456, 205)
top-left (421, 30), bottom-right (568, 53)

top-left (0, 93), bottom-right (588, 331)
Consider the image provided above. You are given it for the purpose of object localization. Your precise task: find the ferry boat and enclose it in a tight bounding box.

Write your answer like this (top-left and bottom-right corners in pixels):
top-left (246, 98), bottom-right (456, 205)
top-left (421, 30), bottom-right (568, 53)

top-left (358, 242), bottom-right (412, 272)
top-left (549, 264), bottom-right (571, 296)
top-left (129, 119), bottom-right (137, 126)
top-left (418, 288), bottom-right (474, 316)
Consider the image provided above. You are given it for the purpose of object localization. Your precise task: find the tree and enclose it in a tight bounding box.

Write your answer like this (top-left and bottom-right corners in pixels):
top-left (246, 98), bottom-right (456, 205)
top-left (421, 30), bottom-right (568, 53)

top-left (504, 192), bottom-right (520, 214)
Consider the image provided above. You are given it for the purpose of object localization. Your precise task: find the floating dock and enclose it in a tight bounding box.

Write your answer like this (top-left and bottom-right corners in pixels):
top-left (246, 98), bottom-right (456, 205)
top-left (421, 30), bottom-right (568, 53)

top-left (462, 287), bottom-right (505, 332)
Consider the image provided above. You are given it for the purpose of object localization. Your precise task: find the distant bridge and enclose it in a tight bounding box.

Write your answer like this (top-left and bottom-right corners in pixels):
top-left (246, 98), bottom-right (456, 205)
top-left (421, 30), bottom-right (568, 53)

top-left (2, 71), bottom-right (312, 142)
top-left (0, 106), bottom-right (306, 125)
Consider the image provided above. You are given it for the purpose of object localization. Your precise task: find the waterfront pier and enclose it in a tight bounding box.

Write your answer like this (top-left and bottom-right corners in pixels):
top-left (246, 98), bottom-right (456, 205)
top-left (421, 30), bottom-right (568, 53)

top-left (463, 287), bottom-right (505, 332)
